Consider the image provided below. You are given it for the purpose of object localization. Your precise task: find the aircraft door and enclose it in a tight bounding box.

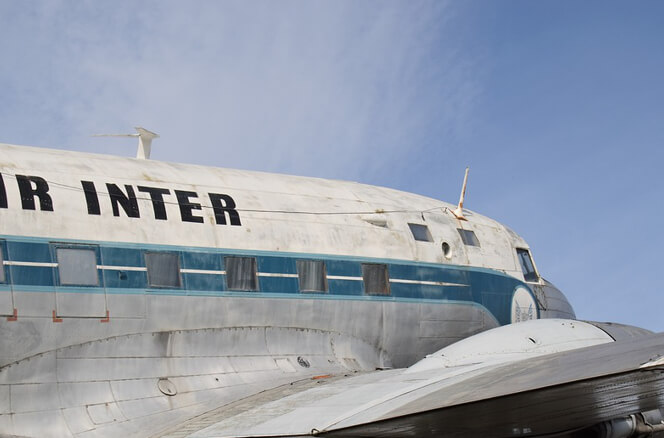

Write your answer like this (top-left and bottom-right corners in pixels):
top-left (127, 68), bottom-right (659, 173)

top-left (53, 244), bottom-right (107, 318)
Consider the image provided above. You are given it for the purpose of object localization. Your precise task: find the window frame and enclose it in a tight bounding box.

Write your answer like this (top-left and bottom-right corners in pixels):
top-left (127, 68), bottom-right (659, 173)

top-left (457, 228), bottom-right (480, 247)
top-left (224, 256), bottom-right (259, 291)
top-left (296, 259), bottom-right (328, 293)
top-left (145, 251), bottom-right (182, 289)
top-left (516, 248), bottom-right (539, 283)
top-left (408, 223), bottom-right (433, 242)
top-left (55, 246), bottom-right (100, 287)
top-left (362, 263), bottom-right (391, 296)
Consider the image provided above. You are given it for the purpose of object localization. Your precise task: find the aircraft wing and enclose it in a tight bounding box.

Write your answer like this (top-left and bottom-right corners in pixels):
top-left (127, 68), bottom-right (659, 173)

top-left (157, 320), bottom-right (664, 438)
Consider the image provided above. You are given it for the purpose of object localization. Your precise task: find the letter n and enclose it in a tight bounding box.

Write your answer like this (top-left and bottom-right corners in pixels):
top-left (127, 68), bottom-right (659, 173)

top-left (106, 184), bottom-right (140, 218)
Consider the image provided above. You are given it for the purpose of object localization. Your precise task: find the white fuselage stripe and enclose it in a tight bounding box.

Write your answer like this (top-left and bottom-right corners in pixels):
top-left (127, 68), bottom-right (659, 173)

top-left (389, 279), bottom-right (468, 287)
top-left (257, 272), bottom-right (298, 278)
top-left (327, 275), bottom-right (362, 281)
top-left (4, 261), bottom-right (58, 267)
top-left (3, 262), bottom-right (468, 287)
top-left (180, 269), bottom-right (226, 275)
top-left (97, 265), bottom-right (147, 272)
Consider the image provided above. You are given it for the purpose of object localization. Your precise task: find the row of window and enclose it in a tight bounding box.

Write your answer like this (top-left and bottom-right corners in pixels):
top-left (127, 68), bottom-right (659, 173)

top-left (0, 242), bottom-right (538, 289)
top-left (1, 247), bottom-right (392, 295)
top-left (145, 254), bottom-right (392, 295)
top-left (408, 222), bottom-right (481, 248)
top-left (0, 224), bottom-right (475, 286)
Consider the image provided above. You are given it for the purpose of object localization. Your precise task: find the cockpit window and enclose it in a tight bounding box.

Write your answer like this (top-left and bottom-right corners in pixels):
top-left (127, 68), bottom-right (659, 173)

top-left (408, 223), bottom-right (433, 242)
top-left (516, 248), bottom-right (539, 282)
top-left (457, 229), bottom-right (480, 247)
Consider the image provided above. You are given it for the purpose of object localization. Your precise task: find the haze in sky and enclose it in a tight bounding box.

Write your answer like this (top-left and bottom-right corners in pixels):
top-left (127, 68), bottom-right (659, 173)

top-left (0, 1), bottom-right (662, 331)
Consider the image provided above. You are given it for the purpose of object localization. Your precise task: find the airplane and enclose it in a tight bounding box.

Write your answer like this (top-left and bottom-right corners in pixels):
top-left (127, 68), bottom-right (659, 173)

top-left (0, 129), bottom-right (662, 438)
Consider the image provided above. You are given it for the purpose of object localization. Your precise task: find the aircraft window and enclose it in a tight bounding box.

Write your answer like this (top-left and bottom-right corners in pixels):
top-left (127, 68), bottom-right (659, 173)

top-left (225, 256), bottom-right (258, 291)
top-left (297, 260), bottom-right (328, 293)
top-left (516, 248), bottom-right (539, 282)
top-left (145, 252), bottom-right (181, 288)
top-left (297, 260), bottom-right (327, 292)
top-left (457, 229), bottom-right (480, 247)
top-left (408, 223), bottom-right (433, 242)
top-left (57, 248), bottom-right (99, 286)
top-left (0, 250), bottom-right (5, 283)
top-left (362, 263), bottom-right (390, 296)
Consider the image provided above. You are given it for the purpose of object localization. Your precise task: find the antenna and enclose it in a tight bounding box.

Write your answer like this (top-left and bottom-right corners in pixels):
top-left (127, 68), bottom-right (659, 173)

top-left (92, 127), bottom-right (159, 159)
top-left (451, 167), bottom-right (469, 221)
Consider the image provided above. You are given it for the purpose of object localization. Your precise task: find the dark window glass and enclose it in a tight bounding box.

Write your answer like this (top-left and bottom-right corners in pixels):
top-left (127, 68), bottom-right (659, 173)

top-left (408, 223), bottom-right (433, 242)
top-left (225, 256), bottom-right (258, 291)
top-left (297, 260), bottom-right (327, 293)
top-left (0, 249), bottom-right (5, 283)
top-left (57, 248), bottom-right (99, 286)
top-left (146, 252), bottom-right (181, 288)
top-left (516, 248), bottom-right (539, 282)
top-left (457, 229), bottom-right (480, 247)
top-left (362, 263), bottom-right (390, 296)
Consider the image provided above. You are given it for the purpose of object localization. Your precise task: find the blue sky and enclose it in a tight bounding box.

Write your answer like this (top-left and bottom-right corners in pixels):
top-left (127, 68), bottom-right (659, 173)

top-left (1, 1), bottom-right (662, 331)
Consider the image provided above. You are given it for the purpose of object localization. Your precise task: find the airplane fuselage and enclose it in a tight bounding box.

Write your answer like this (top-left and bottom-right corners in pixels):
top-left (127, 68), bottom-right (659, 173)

top-left (0, 143), bottom-right (576, 437)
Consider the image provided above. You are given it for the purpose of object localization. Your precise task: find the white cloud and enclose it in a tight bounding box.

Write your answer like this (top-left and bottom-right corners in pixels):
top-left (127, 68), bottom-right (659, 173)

top-left (0, 1), bottom-right (480, 183)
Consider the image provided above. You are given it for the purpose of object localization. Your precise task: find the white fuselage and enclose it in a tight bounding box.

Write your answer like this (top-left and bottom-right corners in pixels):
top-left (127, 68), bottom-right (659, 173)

top-left (0, 143), bottom-right (575, 437)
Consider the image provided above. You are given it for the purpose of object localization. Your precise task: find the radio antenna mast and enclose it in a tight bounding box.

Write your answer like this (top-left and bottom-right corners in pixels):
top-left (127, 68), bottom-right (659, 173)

top-left (451, 167), bottom-right (469, 221)
top-left (92, 127), bottom-right (159, 159)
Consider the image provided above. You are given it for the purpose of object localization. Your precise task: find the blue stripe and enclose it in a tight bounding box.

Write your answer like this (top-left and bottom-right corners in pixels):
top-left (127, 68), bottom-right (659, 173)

top-left (0, 234), bottom-right (534, 325)
top-left (183, 273), bottom-right (224, 292)
top-left (182, 251), bottom-right (222, 271)
top-left (103, 269), bottom-right (147, 289)
top-left (256, 256), bottom-right (296, 275)
top-left (7, 241), bottom-right (51, 263)
top-left (10, 266), bottom-right (54, 286)
top-left (102, 247), bottom-right (145, 268)
top-left (0, 234), bottom-right (517, 277)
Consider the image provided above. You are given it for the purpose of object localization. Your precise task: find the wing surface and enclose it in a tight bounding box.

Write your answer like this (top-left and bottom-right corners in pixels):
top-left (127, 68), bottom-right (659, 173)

top-left (164, 320), bottom-right (664, 438)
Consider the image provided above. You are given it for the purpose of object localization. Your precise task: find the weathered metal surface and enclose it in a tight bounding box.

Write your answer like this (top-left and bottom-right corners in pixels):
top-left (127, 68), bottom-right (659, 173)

top-left (0, 326), bottom-right (381, 437)
top-left (322, 334), bottom-right (664, 437)
top-left (0, 142), bottom-right (636, 438)
top-left (178, 320), bottom-right (664, 438)
top-left (0, 142), bottom-right (528, 271)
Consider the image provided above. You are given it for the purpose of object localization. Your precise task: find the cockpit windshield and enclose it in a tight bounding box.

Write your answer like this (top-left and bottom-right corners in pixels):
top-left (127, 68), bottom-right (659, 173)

top-left (516, 248), bottom-right (539, 282)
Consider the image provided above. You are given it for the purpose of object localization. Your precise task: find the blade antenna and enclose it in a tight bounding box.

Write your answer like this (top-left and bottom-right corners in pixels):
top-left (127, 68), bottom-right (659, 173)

top-left (92, 127), bottom-right (159, 159)
top-left (452, 167), bottom-right (469, 221)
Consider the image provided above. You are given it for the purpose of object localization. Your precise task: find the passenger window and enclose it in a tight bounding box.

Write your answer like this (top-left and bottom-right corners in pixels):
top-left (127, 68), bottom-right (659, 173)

top-left (145, 252), bottom-right (181, 288)
top-left (362, 263), bottom-right (390, 296)
top-left (297, 260), bottom-right (327, 293)
top-left (57, 248), bottom-right (99, 286)
top-left (408, 223), bottom-right (433, 242)
top-left (516, 248), bottom-right (539, 282)
top-left (457, 228), bottom-right (480, 247)
top-left (225, 256), bottom-right (258, 291)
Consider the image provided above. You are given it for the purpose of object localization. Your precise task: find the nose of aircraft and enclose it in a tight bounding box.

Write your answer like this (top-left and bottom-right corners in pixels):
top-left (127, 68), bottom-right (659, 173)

top-left (532, 278), bottom-right (577, 320)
